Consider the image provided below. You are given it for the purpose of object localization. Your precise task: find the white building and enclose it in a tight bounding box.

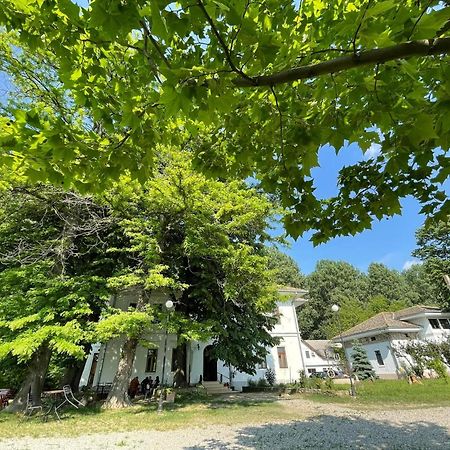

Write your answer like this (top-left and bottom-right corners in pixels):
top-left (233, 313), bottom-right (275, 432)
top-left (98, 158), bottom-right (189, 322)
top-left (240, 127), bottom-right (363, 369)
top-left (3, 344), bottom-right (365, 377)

top-left (332, 306), bottom-right (450, 379)
top-left (80, 287), bottom-right (322, 392)
top-left (302, 340), bottom-right (341, 376)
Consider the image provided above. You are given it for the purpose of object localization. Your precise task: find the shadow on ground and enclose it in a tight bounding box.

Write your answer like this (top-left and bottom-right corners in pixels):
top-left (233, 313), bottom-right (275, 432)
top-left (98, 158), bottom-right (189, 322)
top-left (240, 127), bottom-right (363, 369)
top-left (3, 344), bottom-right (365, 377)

top-left (184, 415), bottom-right (450, 450)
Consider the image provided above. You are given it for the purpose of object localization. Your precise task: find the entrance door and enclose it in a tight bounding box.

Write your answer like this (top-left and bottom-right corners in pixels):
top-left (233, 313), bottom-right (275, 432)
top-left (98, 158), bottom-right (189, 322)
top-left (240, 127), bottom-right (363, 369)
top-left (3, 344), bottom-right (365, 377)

top-left (87, 353), bottom-right (99, 387)
top-left (203, 345), bottom-right (218, 381)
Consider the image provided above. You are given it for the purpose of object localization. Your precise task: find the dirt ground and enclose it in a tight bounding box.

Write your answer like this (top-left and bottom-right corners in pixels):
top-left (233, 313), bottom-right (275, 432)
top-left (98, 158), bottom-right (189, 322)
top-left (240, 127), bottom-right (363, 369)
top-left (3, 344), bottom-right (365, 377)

top-left (4, 396), bottom-right (450, 449)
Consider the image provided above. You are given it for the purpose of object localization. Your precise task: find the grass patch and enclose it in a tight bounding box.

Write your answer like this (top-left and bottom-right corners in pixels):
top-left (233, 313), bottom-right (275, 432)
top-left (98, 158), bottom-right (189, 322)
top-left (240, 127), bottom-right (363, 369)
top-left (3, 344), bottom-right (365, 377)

top-left (0, 396), bottom-right (294, 439)
top-left (305, 378), bottom-right (450, 407)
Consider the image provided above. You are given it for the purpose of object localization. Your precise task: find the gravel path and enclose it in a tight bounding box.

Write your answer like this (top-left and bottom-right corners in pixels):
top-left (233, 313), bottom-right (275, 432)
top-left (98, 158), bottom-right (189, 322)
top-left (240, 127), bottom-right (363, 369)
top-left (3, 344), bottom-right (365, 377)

top-left (4, 399), bottom-right (450, 449)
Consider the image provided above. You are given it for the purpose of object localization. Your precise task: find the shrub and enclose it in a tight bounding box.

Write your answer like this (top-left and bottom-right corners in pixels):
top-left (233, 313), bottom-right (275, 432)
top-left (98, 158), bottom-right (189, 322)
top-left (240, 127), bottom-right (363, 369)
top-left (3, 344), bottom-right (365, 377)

top-left (324, 377), bottom-right (334, 391)
top-left (247, 378), bottom-right (257, 387)
top-left (310, 377), bottom-right (323, 390)
top-left (428, 358), bottom-right (448, 381)
top-left (298, 370), bottom-right (307, 388)
top-left (257, 377), bottom-right (268, 387)
top-left (265, 368), bottom-right (276, 386)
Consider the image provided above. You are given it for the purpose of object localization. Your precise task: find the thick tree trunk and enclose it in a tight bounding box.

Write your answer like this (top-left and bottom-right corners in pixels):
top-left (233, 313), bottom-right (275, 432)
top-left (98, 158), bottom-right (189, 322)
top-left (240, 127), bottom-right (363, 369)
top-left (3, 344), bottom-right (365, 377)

top-left (6, 345), bottom-right (52, 413)
top-left (102, 338), bottom-right (138, 409)
top-left (173, 341), bottom-right (188, 387)
top-left (60, 356), bottom-right (87, 392)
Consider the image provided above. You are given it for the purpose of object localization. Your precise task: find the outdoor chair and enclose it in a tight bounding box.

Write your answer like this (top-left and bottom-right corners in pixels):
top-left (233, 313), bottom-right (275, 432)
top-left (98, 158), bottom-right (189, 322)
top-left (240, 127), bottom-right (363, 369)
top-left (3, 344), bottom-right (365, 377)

top-left (54, 385), bottom-right (83, 419)
top-left (24, 393), bottom-right (43, 417)
top-left (0, 394), bottom-right (8, 409)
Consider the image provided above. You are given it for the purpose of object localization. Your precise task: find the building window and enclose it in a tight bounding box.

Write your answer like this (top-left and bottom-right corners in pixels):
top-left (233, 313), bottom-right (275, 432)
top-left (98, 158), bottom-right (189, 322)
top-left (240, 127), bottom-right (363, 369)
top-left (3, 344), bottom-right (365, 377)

top-left (145, 349), bottom-right (158, 372)
top-left (374, 350), bottom-right (384, 366)
top-left (171, 347), bottom-right (182, 372)
top-left (429, 319), bottom-right (440, 329)
top-left (439, 319), bottom-right (450, 329)
top-left (311, 352), bottom-right (316, 357)
top-left (277, 347), bottom-right (288, 368)
top-left (305, 351), bottom-right (310, 359)
top-left (308, 368), bottom-right (316, 374)
top-left (257, 358), bottom-right (267, 369)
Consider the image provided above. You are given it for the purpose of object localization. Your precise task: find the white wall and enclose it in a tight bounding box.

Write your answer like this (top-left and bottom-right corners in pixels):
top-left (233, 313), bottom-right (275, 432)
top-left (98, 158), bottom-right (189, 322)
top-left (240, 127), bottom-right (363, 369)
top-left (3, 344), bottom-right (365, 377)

top-left (88, 333), bottom-right (178, 387)
top-left (343, 335), bottom-right (406, 379)
top-left (229, 301), bottom-right (306, 390)
top-left (410, 315), bottom-right (450, 340)
top-left (303, 348), bottom-right (339, 374)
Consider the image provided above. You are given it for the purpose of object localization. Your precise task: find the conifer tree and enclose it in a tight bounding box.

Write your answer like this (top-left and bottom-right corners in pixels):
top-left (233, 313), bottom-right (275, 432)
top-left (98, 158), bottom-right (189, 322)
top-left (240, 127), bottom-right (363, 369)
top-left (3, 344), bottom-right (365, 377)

top-left (350, 341), bottom-right (376, 381)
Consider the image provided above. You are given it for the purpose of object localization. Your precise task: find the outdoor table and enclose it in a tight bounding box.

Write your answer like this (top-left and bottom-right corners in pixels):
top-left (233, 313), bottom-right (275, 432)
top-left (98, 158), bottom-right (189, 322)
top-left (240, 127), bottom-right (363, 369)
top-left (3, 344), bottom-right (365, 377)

top-left (42, 390), bottom-right (65, 420)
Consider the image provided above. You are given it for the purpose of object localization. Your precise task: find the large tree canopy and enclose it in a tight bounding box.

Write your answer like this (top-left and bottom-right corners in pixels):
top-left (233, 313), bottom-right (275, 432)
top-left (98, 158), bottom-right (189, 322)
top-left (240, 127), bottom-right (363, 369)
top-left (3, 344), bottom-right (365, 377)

top-left (413, 220), bottom-right (450, 307)
top-left (300, 258), bottom-right (440, 339)
top-left (106, 149), bottom-right (280, 375)
top-left (0, 1), bottom-right (449, 242)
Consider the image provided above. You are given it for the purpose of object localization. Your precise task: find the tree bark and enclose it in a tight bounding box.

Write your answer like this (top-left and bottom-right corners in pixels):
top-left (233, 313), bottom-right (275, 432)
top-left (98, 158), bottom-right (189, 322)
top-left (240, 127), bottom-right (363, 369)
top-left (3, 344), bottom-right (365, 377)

top-left (102, 338), bottom-right (138, 409)
top-left (60, 356), bottom-right (88, 392)
top-left (6, 345), bottom-right (52, 413)
top-left (173, 341), bottom-right (188, 387)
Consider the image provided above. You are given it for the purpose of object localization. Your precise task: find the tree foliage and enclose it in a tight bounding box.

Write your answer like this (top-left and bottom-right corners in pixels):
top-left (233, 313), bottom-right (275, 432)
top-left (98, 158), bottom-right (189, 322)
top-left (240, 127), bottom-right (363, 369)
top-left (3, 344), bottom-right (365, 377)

top-left (413, 220), bottom-right (450, 308)
top-left (106, 149), bottom-right (280, 374)
top-left (301, 258), bottom-right (439, 339)
top-left (350, 340), bottom-right (376, 380)
top-left (0, 185), bottom-right (115, 409)
top-left (300, 260), bottom-right (367, 338)
top-left (0, 186), bottom-right (114, 362)
top-left (0, 1), bottom-right (449, 241)
top-left (264, 246), bottom-right (305, 288)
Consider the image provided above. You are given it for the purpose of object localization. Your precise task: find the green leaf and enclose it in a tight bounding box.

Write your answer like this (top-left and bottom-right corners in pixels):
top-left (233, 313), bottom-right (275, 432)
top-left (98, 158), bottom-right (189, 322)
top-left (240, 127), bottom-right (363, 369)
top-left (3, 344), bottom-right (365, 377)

top-left (151, 1), bottom-right (168, 39)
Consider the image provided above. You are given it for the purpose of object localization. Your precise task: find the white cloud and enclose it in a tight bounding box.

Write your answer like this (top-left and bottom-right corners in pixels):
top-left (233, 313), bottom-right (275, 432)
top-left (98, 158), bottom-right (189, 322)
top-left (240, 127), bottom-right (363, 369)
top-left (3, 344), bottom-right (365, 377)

top-left (402, 259), bottom-right (422, 271)
top-left (365, 143), bottom-right (381, 159)
top-left (378, 252), bottom-right (397, 265)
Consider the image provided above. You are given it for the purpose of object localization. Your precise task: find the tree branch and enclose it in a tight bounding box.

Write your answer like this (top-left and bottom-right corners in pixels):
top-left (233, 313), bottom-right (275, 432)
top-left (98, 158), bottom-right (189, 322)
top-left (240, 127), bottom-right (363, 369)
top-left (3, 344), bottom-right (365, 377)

top-left (197, 0), bottom-right (253, 82)
top-left (233, 37), bottom-right (450, 87)
top-left (140, 20), bottom-right (171, 69)
top-left (352, 0), bottom-right (372, 54)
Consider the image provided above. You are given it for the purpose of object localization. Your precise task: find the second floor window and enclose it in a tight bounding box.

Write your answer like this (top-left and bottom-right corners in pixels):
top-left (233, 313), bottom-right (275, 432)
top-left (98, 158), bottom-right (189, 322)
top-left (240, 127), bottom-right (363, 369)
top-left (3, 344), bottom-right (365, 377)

top-left (277, 347), bottom-right (288, 368)
top-left (429, 319), bottom-right (440, 329)
top-left (429, 318), bottom-right (450, 329)
top-left (145, 349), bottom-right (158, 372)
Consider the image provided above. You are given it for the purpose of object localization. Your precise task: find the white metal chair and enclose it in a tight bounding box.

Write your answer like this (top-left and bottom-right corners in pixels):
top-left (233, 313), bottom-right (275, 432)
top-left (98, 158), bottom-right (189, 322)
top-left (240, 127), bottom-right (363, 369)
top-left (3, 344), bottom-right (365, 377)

top-left (54, 385), bottom-right (83, 419)
top-left (24, 392), bottom-right (43, 417)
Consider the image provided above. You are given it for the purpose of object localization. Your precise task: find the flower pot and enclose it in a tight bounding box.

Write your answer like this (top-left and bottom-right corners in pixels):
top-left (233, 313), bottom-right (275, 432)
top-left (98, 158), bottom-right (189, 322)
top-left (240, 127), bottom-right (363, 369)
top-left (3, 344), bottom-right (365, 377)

top-left (165, 392), bottom-right (176, 403)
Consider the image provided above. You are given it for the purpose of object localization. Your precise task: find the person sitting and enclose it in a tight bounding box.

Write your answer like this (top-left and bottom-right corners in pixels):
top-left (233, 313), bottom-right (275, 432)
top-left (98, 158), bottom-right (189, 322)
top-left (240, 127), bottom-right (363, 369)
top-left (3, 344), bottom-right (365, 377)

top-left (145, 377), bottom-right (153, 400)
top-left (141, 377), bottom-right (149, 397)
top-left (128, 377), bottom-right (139, 399)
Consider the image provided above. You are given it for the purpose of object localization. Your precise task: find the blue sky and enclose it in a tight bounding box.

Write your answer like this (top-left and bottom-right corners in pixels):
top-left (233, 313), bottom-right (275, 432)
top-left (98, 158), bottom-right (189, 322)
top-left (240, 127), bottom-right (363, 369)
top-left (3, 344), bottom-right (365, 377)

top-left (280, 143), bottom-right (447, 275)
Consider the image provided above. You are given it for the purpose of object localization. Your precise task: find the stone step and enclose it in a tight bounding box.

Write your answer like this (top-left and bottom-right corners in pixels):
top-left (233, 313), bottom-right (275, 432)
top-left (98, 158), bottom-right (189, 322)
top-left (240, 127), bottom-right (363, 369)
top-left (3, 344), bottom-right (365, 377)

top-left (202, 381), bottom-right (232, 395)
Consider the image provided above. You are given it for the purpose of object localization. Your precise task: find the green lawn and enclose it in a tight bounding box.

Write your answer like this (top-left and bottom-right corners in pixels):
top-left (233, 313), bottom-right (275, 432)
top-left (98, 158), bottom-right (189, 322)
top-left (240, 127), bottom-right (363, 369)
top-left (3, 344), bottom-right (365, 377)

top-left (307, 378), bottom-right (450, 407)
top-left (0, 397), bottom-right (293, 439)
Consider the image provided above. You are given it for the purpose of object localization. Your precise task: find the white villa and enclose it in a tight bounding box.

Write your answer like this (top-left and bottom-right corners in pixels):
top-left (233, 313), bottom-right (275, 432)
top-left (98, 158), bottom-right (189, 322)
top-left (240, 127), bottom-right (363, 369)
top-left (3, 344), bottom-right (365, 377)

top-left (79, 287), bottom-right (338, 392)
top-left (332, 306), bottom-right (450, 379)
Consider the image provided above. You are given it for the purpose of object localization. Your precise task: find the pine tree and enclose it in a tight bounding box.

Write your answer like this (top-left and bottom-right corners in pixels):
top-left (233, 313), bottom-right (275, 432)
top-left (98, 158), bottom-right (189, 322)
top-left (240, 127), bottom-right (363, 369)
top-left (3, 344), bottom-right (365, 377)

top-left (350, 341), bottom-right (376, 381)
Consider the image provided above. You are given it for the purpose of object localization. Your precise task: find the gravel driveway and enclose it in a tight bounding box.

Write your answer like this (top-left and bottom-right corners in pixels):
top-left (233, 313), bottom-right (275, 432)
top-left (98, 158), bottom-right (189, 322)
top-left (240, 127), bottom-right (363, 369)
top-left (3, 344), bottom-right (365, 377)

top-left (4, 398), bottom-right (450, 449)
